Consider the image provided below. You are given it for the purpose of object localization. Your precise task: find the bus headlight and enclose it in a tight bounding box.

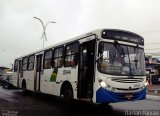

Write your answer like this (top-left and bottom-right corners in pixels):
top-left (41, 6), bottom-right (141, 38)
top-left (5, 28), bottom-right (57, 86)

top-left (98, 80), bottom-right (115, 91)
top-left (100, 81), bottom-right (107, 88)
top-left (99, 80), bottom-right (107, 88)
top-left (145, 81), bottom-right (149, 86)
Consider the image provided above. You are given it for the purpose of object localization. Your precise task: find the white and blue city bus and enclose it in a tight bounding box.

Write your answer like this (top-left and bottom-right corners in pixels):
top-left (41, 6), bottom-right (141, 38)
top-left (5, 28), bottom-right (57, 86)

top-left (13, 29), bottom-right (146, 103)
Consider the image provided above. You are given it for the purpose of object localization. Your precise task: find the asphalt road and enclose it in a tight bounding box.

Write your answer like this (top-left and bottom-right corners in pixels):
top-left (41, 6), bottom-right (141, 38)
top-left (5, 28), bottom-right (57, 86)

top-left (0, 86), bottom-right (160, 116)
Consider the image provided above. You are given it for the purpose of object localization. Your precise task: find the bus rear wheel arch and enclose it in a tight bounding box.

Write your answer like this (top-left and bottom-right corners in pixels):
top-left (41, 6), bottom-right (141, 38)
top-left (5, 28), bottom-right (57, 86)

top-left (22, 80), bottom-right (27, 93)
top-left (60, 81), bottom-right (73, 102)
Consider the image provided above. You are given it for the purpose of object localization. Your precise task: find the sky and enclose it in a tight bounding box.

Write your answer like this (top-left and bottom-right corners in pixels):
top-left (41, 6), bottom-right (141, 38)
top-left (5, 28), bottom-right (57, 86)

top-left (0, 0), bottom-right (160, 68)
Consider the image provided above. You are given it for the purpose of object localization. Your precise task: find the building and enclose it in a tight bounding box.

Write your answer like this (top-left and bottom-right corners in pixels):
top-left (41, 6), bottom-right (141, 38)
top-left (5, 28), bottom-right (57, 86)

top-left (145, 56), bottom-right (160, 84)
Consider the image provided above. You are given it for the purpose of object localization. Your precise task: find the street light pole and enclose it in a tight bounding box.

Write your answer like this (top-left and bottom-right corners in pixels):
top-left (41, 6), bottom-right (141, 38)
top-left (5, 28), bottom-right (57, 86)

top-left (33, 17), bottom-right (56, 48)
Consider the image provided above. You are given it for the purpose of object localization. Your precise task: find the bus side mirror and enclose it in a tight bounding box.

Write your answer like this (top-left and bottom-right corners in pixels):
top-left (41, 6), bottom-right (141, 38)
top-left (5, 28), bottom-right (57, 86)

top-left (98, 42), bottom-right (104, 54)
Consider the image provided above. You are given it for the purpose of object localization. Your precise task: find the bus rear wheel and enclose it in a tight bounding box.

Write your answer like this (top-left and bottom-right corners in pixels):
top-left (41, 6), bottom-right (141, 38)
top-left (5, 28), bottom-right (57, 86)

top-left (61, 86), bottom-right (73, 102)
top-left (2, 83), bottom-right (5, 88)
top-left (22, 81), bottom-right (27, 94)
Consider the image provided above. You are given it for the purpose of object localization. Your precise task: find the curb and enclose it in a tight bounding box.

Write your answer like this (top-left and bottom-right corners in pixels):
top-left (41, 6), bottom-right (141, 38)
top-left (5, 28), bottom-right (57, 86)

top-left (146, 95), bottom-right (160, 101)
top-left (147, 89), bottom-right (160, 94)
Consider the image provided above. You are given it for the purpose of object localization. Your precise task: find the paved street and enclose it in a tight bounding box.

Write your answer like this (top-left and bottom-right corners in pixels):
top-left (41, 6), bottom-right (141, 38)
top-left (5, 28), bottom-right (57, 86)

top-left (147, 84), bottom-right (160, 96)
top-left (0, 86), bottom-right (160, 116)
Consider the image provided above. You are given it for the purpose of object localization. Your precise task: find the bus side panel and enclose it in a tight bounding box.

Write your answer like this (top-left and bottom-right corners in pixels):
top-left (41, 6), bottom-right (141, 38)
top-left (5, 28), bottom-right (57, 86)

top-left (13, 72), bottom-right (18, 87)
top-left (54, 67), bottom-right (78, 99)
top-left (39, 66), bottom-right (78, 99)
top-left (92, 68), bottom-right (100, 103)
top-left (23, 71), bottom-right (35, 91)
top-left (40, 69), bottom-right (54, 94)
top-left (52, 68), bottom-right (64, 96)
top-left (19, 76), bottom-right (23, 88)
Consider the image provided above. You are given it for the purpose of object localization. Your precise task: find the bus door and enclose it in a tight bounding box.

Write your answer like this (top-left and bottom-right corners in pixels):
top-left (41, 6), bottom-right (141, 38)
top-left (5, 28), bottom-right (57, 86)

top-left (78, 39), bottom-right (95, 99)
top-left (35, 54), bottom-right (43, 91)
top-left (17, 60), bottom-right (22, 88)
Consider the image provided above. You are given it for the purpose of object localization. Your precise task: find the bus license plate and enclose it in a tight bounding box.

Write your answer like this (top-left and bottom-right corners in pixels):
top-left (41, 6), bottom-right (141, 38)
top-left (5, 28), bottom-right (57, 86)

top-left (125, 94), bottom-right (133, 98)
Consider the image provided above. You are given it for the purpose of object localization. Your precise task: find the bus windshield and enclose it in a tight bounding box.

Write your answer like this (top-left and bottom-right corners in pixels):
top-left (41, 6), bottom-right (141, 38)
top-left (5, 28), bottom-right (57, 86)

top-left (98, 42), bottom-right (145, 76)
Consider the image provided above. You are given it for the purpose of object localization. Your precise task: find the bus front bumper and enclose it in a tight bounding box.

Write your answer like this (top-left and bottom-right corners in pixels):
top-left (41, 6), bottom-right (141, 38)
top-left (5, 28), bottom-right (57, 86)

top-left (96, 87), bottom-right (146, 103)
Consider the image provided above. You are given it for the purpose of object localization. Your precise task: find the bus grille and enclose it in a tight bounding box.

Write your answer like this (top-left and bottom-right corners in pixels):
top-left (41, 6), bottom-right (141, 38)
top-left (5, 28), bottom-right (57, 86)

top-left (111, 78), bottom-right (144, 83)
top-left (116, 88), bottom-right (140, 91)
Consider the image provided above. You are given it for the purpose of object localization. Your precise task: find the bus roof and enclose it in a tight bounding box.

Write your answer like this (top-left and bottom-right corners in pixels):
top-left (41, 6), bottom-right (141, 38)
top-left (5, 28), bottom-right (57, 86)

top-left (15, 29), bottom-right (143, 59)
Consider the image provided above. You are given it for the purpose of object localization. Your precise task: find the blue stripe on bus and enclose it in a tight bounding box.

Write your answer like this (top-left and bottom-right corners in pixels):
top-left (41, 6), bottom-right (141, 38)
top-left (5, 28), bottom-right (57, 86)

top-left (96, 87), bottom-right (146, 103)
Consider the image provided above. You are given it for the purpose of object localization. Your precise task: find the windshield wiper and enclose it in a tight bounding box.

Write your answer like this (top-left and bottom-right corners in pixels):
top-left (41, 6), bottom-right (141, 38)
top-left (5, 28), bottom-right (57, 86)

top-left (114, 40), bottom-right (125, 57)
top-left (96, 54), bottom-right (103, 61)
top-left (134, 45), bottom-right (139, 69)
top-left (126, 46), bottom-right (133, 76)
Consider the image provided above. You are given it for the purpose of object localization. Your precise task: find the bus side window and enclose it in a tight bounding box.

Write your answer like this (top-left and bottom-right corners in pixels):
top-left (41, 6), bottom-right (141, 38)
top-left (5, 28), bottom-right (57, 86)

top-left (22, 57), bottom-right (28, 71)
top-left (53, 47), bottom-right (64, 67)
top-left (14, 60), bottom-right (18, 72)
top-left (44, 50), bottom-right (53, 69)
top-left (65, 42), bottom-right (79, 67)
top-left (28, 55), bottom-right (35, 70)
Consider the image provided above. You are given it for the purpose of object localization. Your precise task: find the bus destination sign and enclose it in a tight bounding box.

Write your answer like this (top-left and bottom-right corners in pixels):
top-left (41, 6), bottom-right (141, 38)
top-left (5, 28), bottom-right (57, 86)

top-left (101, 30), bottom-right (144, 45)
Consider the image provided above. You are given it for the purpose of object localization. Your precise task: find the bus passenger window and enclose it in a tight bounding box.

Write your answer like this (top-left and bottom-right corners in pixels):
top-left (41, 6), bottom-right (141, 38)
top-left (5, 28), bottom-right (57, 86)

top-left (65, 42), bottom-right (79, 67)
top-left (28, 55), bottom-right (35, 70)
top-left (14, 60), bottom-right (18, 72)
top-left (53, 47), bottom-right (64, 67)
top-left (22, 57), bottom-right (28, 71)
top-left (44, 50), bottom-right (53, 69)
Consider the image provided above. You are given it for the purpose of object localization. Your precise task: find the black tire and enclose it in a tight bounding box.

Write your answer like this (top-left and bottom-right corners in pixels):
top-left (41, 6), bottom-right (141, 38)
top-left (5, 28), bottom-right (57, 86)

top-left (6, 84), bottom-right (10, 89)
top-left (61, 85), bottom-right (73, 103)
top-left (2, 84), bottom-right (5, 88)
top-left (22, 82), bottom-right (27, 94)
